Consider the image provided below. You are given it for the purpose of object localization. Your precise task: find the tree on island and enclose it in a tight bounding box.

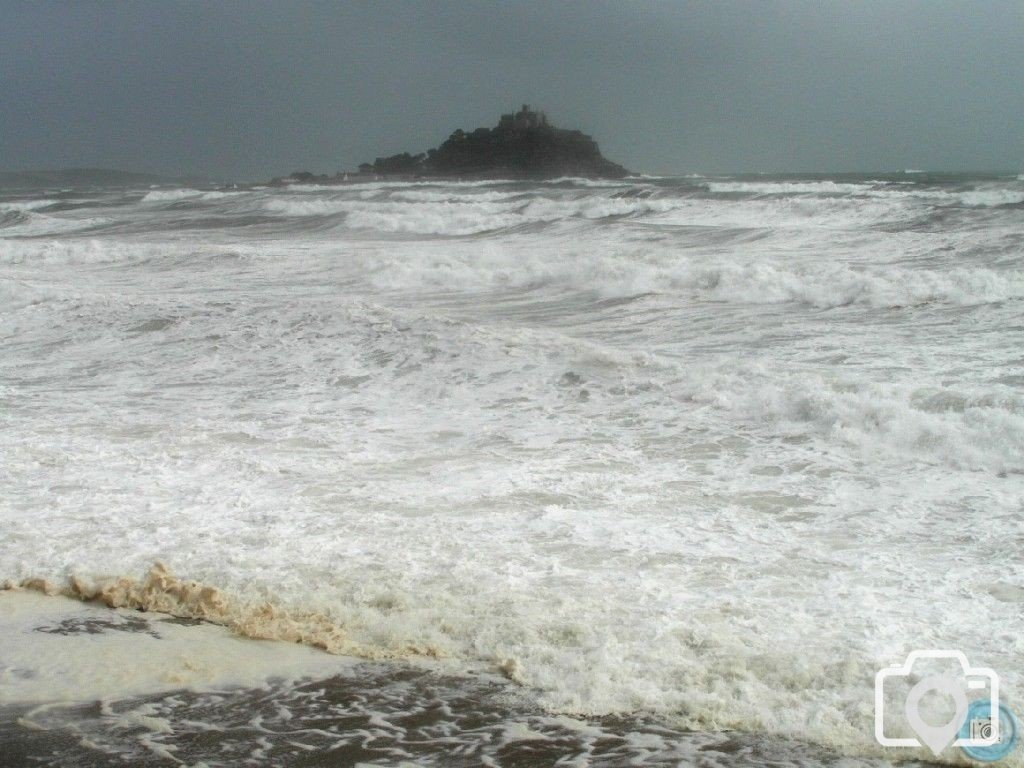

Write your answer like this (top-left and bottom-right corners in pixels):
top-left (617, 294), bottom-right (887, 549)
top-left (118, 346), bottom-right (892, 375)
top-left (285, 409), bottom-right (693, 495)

top-left (370, 152), bottom-right (426, 175)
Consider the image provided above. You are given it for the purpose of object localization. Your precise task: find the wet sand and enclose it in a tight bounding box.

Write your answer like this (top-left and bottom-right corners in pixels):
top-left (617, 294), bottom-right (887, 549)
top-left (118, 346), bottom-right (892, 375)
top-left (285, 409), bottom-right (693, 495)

top-left (1, 669), bottom-right (898, 767)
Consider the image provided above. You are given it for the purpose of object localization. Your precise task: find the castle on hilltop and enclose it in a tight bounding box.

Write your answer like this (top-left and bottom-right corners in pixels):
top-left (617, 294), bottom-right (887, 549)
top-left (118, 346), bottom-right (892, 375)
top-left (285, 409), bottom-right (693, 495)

top-left (273, 105), bottom-right (631, 183)
top-left (355, 104), bottom-right (629, 178)
top-left (498, 104), bottom-right (549, 131)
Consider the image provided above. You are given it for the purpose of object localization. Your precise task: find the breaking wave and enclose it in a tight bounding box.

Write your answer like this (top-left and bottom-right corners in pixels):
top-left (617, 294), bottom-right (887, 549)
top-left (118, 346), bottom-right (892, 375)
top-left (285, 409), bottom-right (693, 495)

top-left (3, 172), bottom-right (1022, 766)
top-left (6, 563), bottom-right (444, 660)
top-left (141, 188), bottom-right (245, 203)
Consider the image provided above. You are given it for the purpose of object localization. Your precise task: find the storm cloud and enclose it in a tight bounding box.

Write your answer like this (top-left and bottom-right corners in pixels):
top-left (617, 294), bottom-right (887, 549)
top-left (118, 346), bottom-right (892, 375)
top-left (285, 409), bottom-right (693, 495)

top-left (1, 0), bottom-right (1021, 180)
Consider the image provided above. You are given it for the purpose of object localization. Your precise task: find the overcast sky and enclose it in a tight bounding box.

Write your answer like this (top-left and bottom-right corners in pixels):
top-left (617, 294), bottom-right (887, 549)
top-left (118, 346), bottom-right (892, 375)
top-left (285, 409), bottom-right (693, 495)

top-left (2, 1), bottom-right (1022, 180)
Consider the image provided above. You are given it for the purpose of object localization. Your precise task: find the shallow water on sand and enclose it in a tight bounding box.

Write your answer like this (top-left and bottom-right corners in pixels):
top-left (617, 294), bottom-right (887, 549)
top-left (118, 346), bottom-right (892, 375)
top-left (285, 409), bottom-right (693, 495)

top-left (2, 594), bottom-right (916, 767)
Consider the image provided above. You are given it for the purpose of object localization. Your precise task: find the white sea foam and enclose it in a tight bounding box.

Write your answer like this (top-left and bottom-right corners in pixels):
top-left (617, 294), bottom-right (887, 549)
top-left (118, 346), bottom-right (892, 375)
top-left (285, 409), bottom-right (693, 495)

top-left (693, 262), bottom-right (1024, 308)
top-left (262, 197), bottom-right (351, 216)
top-left (142, 188), bottom-right (206, 202)
top-left (0, 199), bottom-right (54, 212)
top-left (1, 175), bottom-right (1021, 765)
top-left (346, 204), bottom-right (526, 235)
top-left (358, 229), bottom-right (1023, 308)
top-left (387, 189), bottom-right (524, 203)
top-left (541, 175), bottom-right (638, 187)
top-left (141, 188), bottom-right (245, 203)
top-left (262, 193), bottom-right (678, 234)
top-left (705, 180), bottom-right (872, 195)
top-left (0, 239), bottom-right (188, 265)
top-left (705, 180), bottom-right (1024, 209)
top-left (957, 188), bottom-right (1024, 207)
top-left (0, 214), bottom-right (112, 237)
top-left (0, 277), bottom-right (63, 309)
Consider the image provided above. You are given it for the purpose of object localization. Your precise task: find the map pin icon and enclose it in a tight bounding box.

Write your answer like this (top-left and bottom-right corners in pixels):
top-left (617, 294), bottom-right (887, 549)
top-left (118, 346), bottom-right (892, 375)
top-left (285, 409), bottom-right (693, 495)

top-left (904, 675), bottom-right (969, 756)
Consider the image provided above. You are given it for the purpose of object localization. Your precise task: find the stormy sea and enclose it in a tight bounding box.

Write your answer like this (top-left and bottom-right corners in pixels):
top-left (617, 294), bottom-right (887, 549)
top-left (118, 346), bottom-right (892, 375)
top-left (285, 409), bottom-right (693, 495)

top-left (1, 173), bottom-right (1022, 767)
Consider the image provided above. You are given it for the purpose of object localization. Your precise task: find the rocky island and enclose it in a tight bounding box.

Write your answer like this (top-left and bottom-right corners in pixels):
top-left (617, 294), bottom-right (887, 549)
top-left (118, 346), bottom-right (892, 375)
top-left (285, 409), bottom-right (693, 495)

top-left (272, 106), bottom-right (631, 185)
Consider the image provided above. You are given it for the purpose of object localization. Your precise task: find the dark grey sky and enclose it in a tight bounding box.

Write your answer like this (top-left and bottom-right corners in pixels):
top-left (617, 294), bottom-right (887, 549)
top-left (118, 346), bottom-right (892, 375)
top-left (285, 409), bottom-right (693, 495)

top-left (2, 1), bottom-right (1022, 180)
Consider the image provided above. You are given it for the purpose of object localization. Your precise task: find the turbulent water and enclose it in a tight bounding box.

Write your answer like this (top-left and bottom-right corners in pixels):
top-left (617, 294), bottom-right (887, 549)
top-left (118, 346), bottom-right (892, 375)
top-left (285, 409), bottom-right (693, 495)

top-left (1, 173), bottom-right (1022, 765)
